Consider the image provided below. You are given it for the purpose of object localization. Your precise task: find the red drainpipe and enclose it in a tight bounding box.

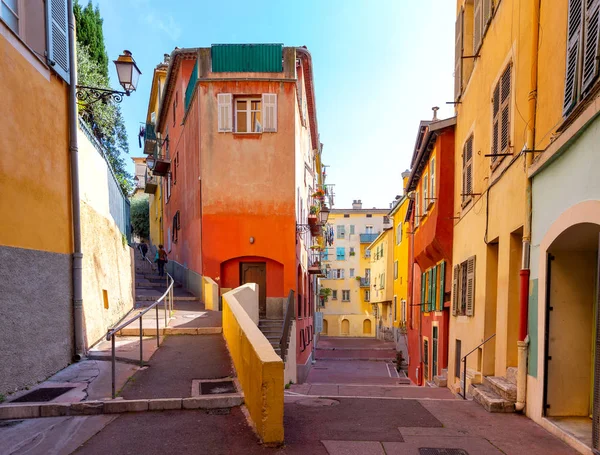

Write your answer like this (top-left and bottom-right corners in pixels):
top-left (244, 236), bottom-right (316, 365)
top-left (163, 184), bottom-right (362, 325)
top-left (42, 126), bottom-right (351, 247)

top-left (519, 269), bottom-right (530, 342)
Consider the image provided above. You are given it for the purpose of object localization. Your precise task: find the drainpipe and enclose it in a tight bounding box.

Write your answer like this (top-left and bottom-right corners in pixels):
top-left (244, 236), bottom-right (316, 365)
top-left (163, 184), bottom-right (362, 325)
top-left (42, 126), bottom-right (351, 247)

top-left (516, 0), bottom-right (541, 412)
top-left (67, 0), bottom-right (85, 360)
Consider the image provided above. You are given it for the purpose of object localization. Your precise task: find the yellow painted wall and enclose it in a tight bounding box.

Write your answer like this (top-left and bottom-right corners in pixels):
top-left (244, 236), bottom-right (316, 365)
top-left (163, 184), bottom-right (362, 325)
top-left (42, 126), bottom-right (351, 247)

top-left (320, 210), bottom-right (386, 337)
top-left (0, 32), bottom-right (71, 254)
top-left (368, 229), bottom-right (393, 304)
top-left (222, 285), bottom-right (284, 445)
top-left (449, 0), bottom-right (534, 390)
top-left (391, 197), bottom-right (409, 328)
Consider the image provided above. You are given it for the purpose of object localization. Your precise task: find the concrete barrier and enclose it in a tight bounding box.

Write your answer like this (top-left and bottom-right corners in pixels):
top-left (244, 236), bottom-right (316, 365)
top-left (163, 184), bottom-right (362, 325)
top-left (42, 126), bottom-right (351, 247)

top-left (203, 277), bottom-right (219, 311)
top-left (222, 285), bottom-right (284, 445)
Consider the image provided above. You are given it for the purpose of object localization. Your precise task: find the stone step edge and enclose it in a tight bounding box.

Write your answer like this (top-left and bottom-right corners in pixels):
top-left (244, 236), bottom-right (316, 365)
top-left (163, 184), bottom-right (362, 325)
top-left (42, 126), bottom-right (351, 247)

top-left (314, 357), bottom-right (396, 362)
top-left (0, 394), bottom-right (245, 420)
top-left (117, 327), bottom-right (222, 336)
top-left (315, 347), bottom-right (397, 351)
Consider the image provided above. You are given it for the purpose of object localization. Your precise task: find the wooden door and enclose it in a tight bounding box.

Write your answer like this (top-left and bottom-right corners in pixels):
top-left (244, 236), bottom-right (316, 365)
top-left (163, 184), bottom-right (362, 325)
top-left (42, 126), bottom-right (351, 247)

top-left (240, 262), bottom-right (267, 317)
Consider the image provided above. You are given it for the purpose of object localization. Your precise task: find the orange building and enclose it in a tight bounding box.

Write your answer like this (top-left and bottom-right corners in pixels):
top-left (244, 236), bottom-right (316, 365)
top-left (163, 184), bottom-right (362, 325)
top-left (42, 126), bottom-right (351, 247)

top-left (146, 45), bottom-right (323, 381)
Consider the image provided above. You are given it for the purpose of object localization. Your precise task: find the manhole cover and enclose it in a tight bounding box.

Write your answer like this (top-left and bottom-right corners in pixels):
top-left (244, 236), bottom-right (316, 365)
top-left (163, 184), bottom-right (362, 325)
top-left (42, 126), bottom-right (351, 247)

top-left (296, 398), bottom-right (340, 407)
top-left (200, 381), bottom-right (236, 395)
top-left (419, 449), bottom-right (469, 455)
top-left (11, 387), bottom-right (75, 403)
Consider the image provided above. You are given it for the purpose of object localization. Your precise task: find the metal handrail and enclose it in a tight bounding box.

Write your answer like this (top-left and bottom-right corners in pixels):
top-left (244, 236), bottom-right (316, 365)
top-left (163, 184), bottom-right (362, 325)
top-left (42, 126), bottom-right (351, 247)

top-left (279, 290), bottom-right (295, 362)
top-left (461, 333), bottom-right (496, 399)
top-left (106, 260), bottom-right (174, 398)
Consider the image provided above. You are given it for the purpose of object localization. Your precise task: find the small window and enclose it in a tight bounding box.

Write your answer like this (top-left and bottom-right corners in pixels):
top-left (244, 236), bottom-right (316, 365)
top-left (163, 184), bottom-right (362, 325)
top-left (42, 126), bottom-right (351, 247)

top-left (365, 249), bottom-right (371, 258)
top-left (235, 98), bottom-right (262, 133)
top-left (430, 157), bottom-right (436, 201)
top-left (1, 0), bottom-right (19, 34)
top-left (350, 225), bottom-right (355, 234)
top-left (366, 214), bottom-right (372, 218)
top-left (173, 91), bottom-right (178, 126)
top-left (492, 64), bottom-right (512, 163)
top-left (396, 223), bottom-right (402, 245)
top-left (342, 290), bottom-right (350, 302)
top-left (383, 216), bottom-right (390, 224)
top-left (415, 191), bottom-right (420, 226)
top-left (337, 225), bottom-right (345, 239)
top-left (349, 247), bottom-right (355, 256)
top-left (394, 261), bottom-right (398, 280)
top-left (349, 268), bottom-right (355, 278)
top-left (365, 289), bottom-right (370, 302)
top-left (166, 172), bottom-right (172, 201)
top-left (344, 214), bottom-right (350, 218)
top-left (462, 136), bottom-right (474, 205)
top-left (452, 256), bottom-right (476, 317)
top-left (365, 225), bottom-right (373, 234)
top-left (394, 296), bottom-right (398, 321)
top-left (332, 290), bottom-right (338, 300)
top-left (336, 247), bottom-right (345, 261)
top-left (423, 175), bottom-right (429, 213)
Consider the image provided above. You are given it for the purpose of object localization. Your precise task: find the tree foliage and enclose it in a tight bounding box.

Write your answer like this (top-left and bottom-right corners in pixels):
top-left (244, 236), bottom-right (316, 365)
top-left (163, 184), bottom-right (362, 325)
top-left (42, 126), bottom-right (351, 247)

top-left (75, 0), bottom-right (132, 195)
top-left (130, 197), bottom-right (150, 240)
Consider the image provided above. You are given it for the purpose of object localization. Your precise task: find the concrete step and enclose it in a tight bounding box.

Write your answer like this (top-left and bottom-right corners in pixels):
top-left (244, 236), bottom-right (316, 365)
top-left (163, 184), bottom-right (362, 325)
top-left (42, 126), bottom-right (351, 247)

top-left (484, 376), bottom-right (517, 402)
top-left (433, 375), bottom-right (447, 388)
top-left (470, 383), bottom-right (515, 413)
top-left (136, 295), bottom-right (200, 302)
top-left (506, 367), bottom-right (518, 385)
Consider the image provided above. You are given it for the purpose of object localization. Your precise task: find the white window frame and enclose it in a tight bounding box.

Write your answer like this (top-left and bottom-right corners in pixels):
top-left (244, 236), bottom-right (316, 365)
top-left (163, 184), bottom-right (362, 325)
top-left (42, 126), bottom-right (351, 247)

top-left (235, 97), bottom-right (262, 133)
top-left (415, 191), bottom-right (420, 226)
top-left (365, 289), bottom-right (370, 302)
top-left (350, 268), bottom-right (355, 278)
top-left (332, 290), bottom-right (338, 300)
top-left (342, 290), bottom-right (350, 302)
top-left (394, 261), bottom-right (398, 280)
top-left (423, 174), bottom-right (429, 213)
top-left (430, 157), bottom-right (436, 202)
top-left (396, 223), bottom-right (402, 245)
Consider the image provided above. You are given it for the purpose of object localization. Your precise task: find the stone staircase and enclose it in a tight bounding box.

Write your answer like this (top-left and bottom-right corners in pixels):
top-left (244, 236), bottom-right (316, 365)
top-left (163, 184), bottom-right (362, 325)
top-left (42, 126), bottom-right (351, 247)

top-left (258, 319), bottom-right (283, 357)
top-left (433, 368), bottom-right (448, 388)
top-left (470, 367), bottom-right (517, 413)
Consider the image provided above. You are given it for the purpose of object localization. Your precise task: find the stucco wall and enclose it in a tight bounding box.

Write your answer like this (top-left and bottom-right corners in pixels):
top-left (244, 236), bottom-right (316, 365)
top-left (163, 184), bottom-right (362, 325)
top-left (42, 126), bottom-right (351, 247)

top-left (322, 314), bottom-right (376, 338)
top-left (80, 201), bottom-right (134, 348)
top-left (222, 285), bottom-right (284, 444)
top-left (527, 114), bottom-right (600, 421)
top-left (0, 246), bottom-right (72, 395)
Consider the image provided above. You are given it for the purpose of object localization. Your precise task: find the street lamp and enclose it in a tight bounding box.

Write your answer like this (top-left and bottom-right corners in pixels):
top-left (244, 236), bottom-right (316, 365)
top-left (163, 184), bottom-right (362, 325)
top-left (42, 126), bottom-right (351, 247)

top-left (76, 50), bottom-right (142, 105)
top-left (319, 206), bottom-right (330, 224)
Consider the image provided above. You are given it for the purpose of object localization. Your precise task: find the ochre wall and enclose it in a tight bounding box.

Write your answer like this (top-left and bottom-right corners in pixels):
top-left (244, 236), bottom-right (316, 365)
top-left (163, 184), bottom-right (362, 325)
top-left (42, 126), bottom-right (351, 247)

top-left (392, 197), bottom-right (409, 328)
top-left (0, 34), bottom-right (71, 254)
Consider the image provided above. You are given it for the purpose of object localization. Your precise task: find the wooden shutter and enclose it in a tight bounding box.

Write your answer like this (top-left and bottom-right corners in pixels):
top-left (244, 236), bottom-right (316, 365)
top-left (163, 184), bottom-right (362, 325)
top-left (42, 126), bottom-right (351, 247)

top-left (439, 261), bottom-right (446, 311)
top-left (474, 0), bottom-right (483, 53)
top-left (421, 272), bottom-right (426, 312)
top-left (500, 65), bottom-right (512, 154)
top-left (431, 266), bottom-right (437, 312)
top-left (262, 93), bottom-right (278, 132)
top-left (462, 136), bottom-right (473, 202)
top-left (452, 265), bottom-right (459, 316)
top-left (583, 0), bottom-right (600, 93)
top-left (217, 93), bottom-right (232, 132)
top-left (483, 0), bottom-right (493, 30)
top-left (492, 82), bottom-right (501, 160)
top-left (455, 8), bottom-right (464, 100)
top-left (465, 256), bottom-right (476, 316)
top-left (46, 0), bottom-right (70, 83)
top-left (564, 0), bottom-right (584, 115)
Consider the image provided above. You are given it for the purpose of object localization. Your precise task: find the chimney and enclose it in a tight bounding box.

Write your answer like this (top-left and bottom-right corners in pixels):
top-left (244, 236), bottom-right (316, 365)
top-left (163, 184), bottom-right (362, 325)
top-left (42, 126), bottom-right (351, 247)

top-left (432, 106), bottom-right (439, 121)
top-left (352, 199), bottom-right (362, 210)
top-left (401, 170), bottom-right (411, 194)
top-left (164, 53), bottom-right (170, 63)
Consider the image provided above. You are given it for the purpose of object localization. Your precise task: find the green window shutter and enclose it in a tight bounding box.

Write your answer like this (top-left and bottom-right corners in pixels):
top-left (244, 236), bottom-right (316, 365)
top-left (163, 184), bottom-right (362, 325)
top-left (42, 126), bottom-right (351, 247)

top-left (452, 265), bottom-right (460, 316)
top-left (428, 269), bottom-right (434, 312)
top-left (439, 261), bottom-right (446, 311)
top-left (432, 266), bottom-right (437, 312)
top-left (421, 272), bottom-right (426, 313)
top-left (46, 0), bottom-right (70, 83)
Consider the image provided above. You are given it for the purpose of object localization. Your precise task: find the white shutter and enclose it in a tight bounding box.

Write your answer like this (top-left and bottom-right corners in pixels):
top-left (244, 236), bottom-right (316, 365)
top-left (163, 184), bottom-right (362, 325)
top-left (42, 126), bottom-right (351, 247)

top-left (262, 93), bottom-right (277, 132)
top-left (474, 0), bottom-right (483, 54)
top-left (46, 0), bottom-right (70, 83)
top-left (582, 0), bottom-right (600, 94)
top-left (564, 0), bottom-right (584, 114)
top-left (217, 93), bottom-right (232, 132)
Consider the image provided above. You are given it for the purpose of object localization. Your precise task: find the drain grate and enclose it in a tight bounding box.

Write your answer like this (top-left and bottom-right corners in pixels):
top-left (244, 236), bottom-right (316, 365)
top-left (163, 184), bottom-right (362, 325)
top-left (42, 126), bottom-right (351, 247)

top-left (200, 381), bottom-right (236, 395)
top-left (11, 387), bottom-right (75, 403)
top-left (419, 449), bottom-right (469, 455)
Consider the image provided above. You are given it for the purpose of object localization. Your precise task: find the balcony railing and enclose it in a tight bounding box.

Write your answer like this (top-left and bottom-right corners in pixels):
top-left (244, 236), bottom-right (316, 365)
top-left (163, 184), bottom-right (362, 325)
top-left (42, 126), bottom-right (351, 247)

top-left (360, 233), bottom-right (379, 244)
top-left (144, 169), bottom-right (158, 194)
top-left (143, 122), bottom-right (157, 155)
top-left (360, 278), bottom-right (370, 287)
top-left (147, 143), bottom-right (171, 177)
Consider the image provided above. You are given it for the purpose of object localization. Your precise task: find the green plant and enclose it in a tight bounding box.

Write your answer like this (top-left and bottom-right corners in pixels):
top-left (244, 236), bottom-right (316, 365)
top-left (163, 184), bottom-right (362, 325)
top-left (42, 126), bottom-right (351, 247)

top-left (122, 233), bottom-right (127, 248)
top-left (0, 394), bottom-right (5, 403)
top-left (309, 205), bottom-right (318, 215)
top-left (130, 197), bottom-right (150, 239)
top-left (349, 251), bottom-right (356, 256)
top-left (355, 276), bottom-right (362, 280)
top-left (319, 287), bottom-right (332, 302)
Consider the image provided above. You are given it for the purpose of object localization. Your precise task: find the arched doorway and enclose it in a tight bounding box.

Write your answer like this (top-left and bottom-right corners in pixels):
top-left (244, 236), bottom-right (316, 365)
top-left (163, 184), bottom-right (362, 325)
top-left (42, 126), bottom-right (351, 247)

top-left (363, 319), bottom-right (372, 335)
top-left (341, 319), bottom-right (350, 335)
top-left (544, 223), bottom-right (600, 430)
top-left (322, 319), bottom-right (328, 335)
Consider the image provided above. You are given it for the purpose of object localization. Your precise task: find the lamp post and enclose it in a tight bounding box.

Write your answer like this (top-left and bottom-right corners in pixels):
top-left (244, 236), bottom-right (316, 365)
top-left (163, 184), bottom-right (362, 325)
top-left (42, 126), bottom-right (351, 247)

top-left (319, 206), bottom-right (330, 224)
top-left (76, 50), bottom-right (142, 105)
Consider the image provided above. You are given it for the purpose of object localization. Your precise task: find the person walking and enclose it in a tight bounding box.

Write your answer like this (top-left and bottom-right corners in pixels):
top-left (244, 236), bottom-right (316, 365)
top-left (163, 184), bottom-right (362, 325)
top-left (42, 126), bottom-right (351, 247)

top-left (155, 244), bottom-right (168, 277)
top-left (139, 240), bottom-right (148, 259)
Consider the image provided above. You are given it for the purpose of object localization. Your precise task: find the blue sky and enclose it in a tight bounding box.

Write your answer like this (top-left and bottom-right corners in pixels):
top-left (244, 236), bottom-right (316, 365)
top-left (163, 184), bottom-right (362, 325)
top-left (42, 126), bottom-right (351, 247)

top-left (96, 0), bottom-right (455, 209)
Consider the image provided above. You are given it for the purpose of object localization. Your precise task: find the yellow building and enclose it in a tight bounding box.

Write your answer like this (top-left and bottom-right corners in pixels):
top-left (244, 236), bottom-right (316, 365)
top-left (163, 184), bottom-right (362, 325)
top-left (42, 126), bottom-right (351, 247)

top-left (448, 0), bottom-right (536, 399)
top-left (367, 228), bottom-right (393, 341)
top-left (390, 172), bottom-right (411, 352)
top-left (142, 56), bottom-right (169, 248)
top-left (319, 201), bottom-right (389, 337)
